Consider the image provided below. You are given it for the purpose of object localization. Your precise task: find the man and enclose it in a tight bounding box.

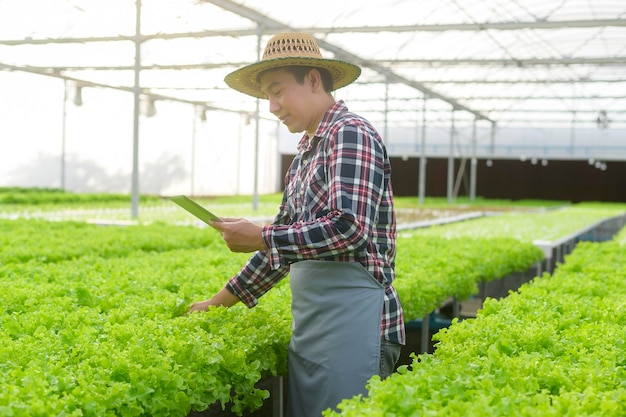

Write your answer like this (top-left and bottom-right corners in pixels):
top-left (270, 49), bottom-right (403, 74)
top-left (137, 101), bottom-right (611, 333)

top-left (188, 32), bottom-right (404, 417)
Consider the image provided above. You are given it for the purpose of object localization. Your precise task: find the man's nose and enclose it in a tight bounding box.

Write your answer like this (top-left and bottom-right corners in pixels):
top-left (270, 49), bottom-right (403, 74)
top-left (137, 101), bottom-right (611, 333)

top-left (268, 97), bottom-right (280, 115)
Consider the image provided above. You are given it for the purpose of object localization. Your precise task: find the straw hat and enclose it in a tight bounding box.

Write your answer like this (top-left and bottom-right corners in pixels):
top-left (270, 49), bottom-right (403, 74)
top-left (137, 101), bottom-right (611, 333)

top-left (224, 32), bottom-right (361, 99)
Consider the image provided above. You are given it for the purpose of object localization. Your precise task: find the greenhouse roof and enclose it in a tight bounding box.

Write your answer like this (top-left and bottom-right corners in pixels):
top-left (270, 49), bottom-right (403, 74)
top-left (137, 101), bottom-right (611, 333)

top-left (1, 0), bottom-right (626, 129)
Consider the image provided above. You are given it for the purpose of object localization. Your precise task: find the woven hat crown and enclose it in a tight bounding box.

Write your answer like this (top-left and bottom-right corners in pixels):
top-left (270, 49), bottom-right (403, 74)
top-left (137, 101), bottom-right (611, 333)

top-left (262, 33), bottom-right (323, 60)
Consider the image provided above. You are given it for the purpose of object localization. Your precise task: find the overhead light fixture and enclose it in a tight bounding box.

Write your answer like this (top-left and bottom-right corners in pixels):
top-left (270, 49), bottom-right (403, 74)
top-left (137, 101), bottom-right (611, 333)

top-left (72, 82), bottom-right (83, 106)
top-left (141, 96), bottom-right (157, 117)
top-left (196, 105), bottom-right (207, 122)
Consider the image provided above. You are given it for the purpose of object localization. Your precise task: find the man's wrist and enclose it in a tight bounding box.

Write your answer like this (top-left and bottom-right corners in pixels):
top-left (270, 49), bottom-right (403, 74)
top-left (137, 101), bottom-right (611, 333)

top-left (261, 225), bottom-right (273, 250)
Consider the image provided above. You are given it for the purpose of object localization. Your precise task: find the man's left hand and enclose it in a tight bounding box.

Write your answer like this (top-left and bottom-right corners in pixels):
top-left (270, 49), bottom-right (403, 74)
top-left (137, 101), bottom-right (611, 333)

top-left (210, 218), bottom-right (267, 253)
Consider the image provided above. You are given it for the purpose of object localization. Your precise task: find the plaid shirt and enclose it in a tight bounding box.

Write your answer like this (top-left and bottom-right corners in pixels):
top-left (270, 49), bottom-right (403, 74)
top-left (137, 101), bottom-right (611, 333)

top-left (226, 101), bottom-right (405, 345)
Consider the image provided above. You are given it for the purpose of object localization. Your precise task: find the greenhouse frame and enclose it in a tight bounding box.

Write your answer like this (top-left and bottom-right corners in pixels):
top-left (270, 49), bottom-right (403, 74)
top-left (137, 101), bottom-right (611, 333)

top-left (2, 0), bottom-right (625, 214)
top-left (2, 2), bottom-right (626, 416)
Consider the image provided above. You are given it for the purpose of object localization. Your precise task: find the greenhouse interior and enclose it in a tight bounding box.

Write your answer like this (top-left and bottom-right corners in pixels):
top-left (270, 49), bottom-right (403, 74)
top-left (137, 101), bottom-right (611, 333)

top-left (1, 1), bottom-right (626, 416)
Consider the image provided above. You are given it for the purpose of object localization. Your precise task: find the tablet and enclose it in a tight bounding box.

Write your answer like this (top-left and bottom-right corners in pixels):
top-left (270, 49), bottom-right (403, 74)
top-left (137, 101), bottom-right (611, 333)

top-left (170, 195), bottom-right (222, 226)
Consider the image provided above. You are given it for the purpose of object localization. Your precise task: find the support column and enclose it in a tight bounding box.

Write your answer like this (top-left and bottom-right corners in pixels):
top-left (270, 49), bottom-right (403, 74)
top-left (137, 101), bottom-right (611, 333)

top-left (275, 120), bottom-right (282, 193)
top-left (61, 80), bottom-right (67, 190)
top-left (570, 111), bottom-right (576, 155)
top-left (421, 313), bottom-right (430, 353)
top-left (470, 118), bottom-right (478, 202)
top-left (490, 121), bottom-right (496, 156)
top-left (190, 106), bottom-right (203, 196)
top-left (418, 95), bottom-right (427, 205)
top-left (272, 376), bottom-right (284, 417)
top-left (447, 109), bottom-right (456, 204)
top-left (131, 0), bottom-right (142, 219)
top-left (383, 78), bottom-right (389, 143)
top-left (252, 28), bottom-right (262, 211)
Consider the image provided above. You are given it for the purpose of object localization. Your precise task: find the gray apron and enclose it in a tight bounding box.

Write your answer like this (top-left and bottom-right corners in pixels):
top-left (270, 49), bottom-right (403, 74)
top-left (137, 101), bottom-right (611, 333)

top-left (287, 260), bottom-right (384, 417)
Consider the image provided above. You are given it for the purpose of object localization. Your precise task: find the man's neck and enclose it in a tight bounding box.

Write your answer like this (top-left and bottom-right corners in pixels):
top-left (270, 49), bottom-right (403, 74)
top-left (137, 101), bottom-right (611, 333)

top-left (306, 95), bottom-right (336, 138)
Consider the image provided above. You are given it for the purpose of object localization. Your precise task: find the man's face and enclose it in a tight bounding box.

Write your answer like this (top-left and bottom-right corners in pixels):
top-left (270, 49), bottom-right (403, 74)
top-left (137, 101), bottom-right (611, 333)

top-left (259, 68), bottom-right (316, 134)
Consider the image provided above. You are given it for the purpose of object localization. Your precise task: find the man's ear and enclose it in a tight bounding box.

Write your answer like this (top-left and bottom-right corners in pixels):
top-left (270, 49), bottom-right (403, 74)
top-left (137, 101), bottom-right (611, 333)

top-left (308, 68), bottom-right (322, 92)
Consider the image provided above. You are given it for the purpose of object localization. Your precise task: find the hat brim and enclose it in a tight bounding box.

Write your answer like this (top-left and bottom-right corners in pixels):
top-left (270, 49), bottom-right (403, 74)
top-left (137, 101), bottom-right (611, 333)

top-left (224, 57), bottom-right (361, 99)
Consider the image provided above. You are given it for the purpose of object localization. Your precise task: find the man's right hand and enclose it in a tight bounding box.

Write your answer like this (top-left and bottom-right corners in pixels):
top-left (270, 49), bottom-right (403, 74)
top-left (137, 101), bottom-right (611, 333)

top-left (186, 287), bottom-right (241, 315)
top-left (187, 300), bottom-right (213, 314)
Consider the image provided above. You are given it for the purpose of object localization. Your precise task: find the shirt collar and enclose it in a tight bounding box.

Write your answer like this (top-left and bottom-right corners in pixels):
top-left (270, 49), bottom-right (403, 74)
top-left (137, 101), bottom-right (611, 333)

top-left (296, 100), bottom-right (348, 153)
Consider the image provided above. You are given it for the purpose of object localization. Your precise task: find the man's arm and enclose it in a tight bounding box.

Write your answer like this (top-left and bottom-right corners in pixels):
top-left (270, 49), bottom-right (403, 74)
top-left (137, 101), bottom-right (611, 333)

top-left (264, 124), bottom-right (386, 269)
top-left (187, 167), bottom-right (294, 314)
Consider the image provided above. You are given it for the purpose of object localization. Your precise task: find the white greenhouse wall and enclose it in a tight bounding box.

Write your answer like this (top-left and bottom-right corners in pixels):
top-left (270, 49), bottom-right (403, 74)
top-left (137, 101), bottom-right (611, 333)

top-left (2, 71), bottom-right (625, 197)
top-left (0, 72), bottom-right (281, 196)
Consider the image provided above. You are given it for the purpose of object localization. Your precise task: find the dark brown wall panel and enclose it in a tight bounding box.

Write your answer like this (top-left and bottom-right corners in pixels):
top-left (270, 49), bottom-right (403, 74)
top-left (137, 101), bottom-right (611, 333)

top-left (280, 155), bottom-right (626, 202)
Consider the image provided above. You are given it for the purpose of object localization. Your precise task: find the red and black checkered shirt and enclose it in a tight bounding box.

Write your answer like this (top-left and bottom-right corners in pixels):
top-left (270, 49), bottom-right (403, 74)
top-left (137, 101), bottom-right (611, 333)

top-left (226, 100), bottom-right (405, 345)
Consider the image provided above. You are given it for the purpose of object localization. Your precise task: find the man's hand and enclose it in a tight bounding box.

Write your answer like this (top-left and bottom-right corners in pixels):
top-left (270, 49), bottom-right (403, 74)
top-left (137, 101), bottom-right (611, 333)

top-left (187, 288), bottom-right (241, 315)
top-left (187, 299), bottom-right (212, 314)
top-left (211, 218), bottom-right (267, 253)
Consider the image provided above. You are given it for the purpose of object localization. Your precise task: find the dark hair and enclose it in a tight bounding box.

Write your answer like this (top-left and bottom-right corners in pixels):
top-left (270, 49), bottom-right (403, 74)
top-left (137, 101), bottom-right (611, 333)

top-left (257, 66), bottom-right (334, 92)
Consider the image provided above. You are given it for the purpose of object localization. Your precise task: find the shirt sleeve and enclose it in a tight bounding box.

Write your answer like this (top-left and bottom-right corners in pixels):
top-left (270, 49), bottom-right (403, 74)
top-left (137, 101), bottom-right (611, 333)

top-left (225, 187), bottom-right (292, 307)
top-left (225, 250), bottom-right (290, 307)
top-left (263, 123), bottom-right (387, 269)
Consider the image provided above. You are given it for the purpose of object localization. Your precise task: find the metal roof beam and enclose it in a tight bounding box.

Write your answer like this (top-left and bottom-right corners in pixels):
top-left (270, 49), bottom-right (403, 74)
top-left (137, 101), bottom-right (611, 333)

top-left (184, 0), bottom-right (489, 121)
top-left (309, 38), bottom-right (491, 120)
top-left (345, 95), bottom-right (626, 102)
top-left (387, 78), bottom-right (626, 84)
top-left (203, 1), bottom-right (493, 121)
top-left (9, 56), bottom-right (625, 73)
top-left (0, 30), bottom-right (256, 45)
top-left (382, 57), bottom-right (626, 66)
top-left (0, 61), bottom-right (264, 117)
top-left (341, 105), bottom-right (626, 115)
top-left (1, 18), bottom-right (625, 45)
top-left (445, 95), bottom-right (626, 100)
top-left (307, 18), bottom-right (626, 32)
top-left (0, 64), bottom-right (248, 71)
top-left (346, 94), bottom-right (626, 101)
top-left (472, 109), bottom-right (626, 114)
